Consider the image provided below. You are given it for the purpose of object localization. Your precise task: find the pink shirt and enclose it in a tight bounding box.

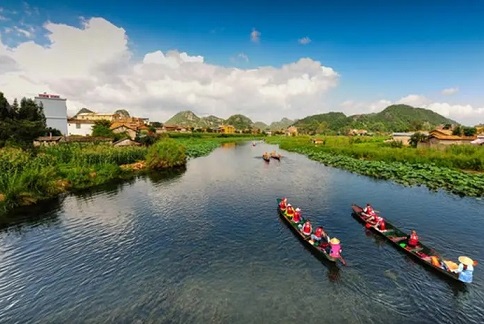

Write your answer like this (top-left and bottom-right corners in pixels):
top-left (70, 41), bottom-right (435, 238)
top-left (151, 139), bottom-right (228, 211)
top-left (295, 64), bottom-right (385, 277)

top-left (329, 243), bottom-right (341, 258)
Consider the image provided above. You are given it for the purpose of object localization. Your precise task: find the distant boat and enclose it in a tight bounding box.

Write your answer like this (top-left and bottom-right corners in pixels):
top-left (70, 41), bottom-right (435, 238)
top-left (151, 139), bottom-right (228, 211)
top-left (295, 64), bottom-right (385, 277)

top-left (252, 142), bottom-right (256, 146)
top-left (271, 153), bottom-right (281, 160)
top-left (262, 154), bottom-right (270, 162)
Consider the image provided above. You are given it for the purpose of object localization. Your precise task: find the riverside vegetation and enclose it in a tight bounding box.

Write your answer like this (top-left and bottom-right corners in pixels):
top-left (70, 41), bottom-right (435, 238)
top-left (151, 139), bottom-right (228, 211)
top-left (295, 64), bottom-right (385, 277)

top-left (0, 135), bottom-right (257, 217)
top-left (266, 136), bottom-right (484, 197)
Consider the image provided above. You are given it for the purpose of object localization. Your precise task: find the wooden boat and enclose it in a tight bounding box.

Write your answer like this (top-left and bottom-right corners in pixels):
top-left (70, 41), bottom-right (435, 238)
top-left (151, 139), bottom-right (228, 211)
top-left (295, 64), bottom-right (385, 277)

top-left (277, 199), bottom-right (344, 265)
top-left (270, 153), bottom-right (281, 160)
top-left (262, 154), bottom-right (270, 162)
top-left (351, 204), bottom-right (462, 282)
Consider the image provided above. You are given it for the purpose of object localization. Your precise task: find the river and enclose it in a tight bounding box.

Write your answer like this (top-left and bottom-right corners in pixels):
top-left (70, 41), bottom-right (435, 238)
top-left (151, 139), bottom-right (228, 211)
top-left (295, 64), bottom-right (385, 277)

top-left (0, 142), bottom-right (483, 323)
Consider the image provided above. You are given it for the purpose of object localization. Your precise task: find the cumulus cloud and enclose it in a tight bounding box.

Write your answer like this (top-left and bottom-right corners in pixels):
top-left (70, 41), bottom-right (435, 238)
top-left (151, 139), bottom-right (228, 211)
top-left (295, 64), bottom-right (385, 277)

top-left (298, 36), bottom-right (311, 45)
top-left (396, 94), bottom-right (431, 107)
top-left (250, 28), bottom-right (260, 43)
top-left (441, 87), bottom-right (459, 96)
top-left (0, 17), bottom-right (339, 124)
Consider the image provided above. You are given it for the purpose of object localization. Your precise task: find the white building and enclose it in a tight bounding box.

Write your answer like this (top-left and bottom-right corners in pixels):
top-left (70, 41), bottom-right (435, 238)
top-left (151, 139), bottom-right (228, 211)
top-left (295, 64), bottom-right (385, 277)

top-left (34, 93), bottom-right (68, 134)
top-left (67, 119), bottom-right (95, 136)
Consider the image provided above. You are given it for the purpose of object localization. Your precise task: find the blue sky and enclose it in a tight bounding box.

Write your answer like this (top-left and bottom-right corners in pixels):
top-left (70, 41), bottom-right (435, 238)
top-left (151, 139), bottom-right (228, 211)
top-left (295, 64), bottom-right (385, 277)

top-left (0, 0), bottom-right (483, 124)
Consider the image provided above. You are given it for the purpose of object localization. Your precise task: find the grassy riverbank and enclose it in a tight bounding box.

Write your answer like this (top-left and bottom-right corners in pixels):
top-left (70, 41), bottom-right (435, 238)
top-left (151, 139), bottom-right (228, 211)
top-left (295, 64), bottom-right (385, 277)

top-left (266, 136), bottom-right (484, 197)
top-left (0, 136), bottom-right (258, 216)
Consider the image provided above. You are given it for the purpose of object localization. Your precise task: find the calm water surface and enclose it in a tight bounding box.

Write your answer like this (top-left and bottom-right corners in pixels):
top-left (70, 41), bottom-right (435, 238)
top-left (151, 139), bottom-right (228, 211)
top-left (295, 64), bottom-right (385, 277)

top-left (0, 142), bottom-right (483, 323)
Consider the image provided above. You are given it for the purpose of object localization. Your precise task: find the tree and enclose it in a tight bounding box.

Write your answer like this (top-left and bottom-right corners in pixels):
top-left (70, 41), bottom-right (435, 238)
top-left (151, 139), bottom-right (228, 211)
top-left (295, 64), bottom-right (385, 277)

top-left (91, 120), bottom-right (115, 138)
top-left (463, 127), bottom-right (477, 137)
top-left (452, 126), bottom-right (462, 136)
top-left (151, 121), bottom-right (163, 128)
top-left (0, 93), bottom-right (47, 148)
top-left (44, 127), bottom-right (62, 136)
top-left (408, 132), bottom-right (428, 148)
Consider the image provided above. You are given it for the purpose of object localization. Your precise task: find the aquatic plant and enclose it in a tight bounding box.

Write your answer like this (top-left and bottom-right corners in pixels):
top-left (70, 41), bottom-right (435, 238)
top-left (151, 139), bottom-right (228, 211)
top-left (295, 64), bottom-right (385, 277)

top-left (266, 136), bottom-right (484, 197)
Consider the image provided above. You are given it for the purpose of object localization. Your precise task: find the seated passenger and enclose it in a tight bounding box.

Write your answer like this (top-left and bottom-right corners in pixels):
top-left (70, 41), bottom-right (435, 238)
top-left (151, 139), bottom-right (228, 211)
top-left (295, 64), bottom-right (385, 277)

top-left (279, 198), bottom-right (287, 211)
top-left (375, 215), bottom-right (386, 231)
top-left (285, 204), bottom-right (295, 218)
top-left (407, 230), bottom-right (419, 247)
top-left (292, 208), bottom-right (302, 223)
top-left (299, 220), bottom-right (312, 236)
top-left (311, 226), bottom-right (327, 243)
top-left (363, 203), bottom-right (377, 219)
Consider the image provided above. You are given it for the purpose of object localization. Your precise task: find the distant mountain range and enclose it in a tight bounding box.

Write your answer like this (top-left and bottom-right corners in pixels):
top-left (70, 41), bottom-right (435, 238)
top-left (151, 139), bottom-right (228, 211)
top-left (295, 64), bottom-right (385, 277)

top-left (164, 110), bottom-right (295, 131)
top-left (163, 105), bottom-right (458, 133)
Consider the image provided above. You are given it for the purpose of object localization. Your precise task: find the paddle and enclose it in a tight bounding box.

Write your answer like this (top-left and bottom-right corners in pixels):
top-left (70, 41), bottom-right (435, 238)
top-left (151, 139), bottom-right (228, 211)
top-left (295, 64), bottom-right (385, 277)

top-left (339, 255), bottom-right (347, 266)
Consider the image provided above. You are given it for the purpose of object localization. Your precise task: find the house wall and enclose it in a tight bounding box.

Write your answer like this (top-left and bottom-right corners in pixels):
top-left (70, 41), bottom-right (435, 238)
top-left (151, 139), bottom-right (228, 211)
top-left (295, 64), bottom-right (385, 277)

top-left (35, 96), bottom-right (68, 134)
top-left (67, 122), bottom-right (93, 136)
top-left (392, 136), bottom-right (412, 145)
top-left (112, 126), bottom-right (137, 139)
top-left (428, 138), bottom-right (474, 145)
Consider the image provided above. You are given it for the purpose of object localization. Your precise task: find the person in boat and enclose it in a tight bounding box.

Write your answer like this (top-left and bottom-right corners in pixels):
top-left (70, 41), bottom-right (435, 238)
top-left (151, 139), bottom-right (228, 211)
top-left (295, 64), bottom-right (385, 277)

top-left (327, 237), bottom-right (342, 259)
top-left (407, 230), bottom-right (419, 247)
top-left (363, 203), bottom-right (377, 219)
top-left (311, 226), bottom-right (328, 244)
top-left (299, 220), bottom-right (312, 236)
top-left (375, 215), bottom-right (386, 230)
top-left (285, 204), bottom-right (295, 218)
top-left (292, 207), bottom-right (302, 224)
top-left (279, 198), bottom-right (287, 211)
top-left (455, 256), bottom-right (477, 283)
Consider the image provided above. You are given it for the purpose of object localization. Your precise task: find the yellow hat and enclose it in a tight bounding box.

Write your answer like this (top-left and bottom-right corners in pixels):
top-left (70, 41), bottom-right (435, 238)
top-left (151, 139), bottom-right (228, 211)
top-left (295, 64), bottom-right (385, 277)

top-left (330, 238), bottom-right (340, 245)
top-left (458, 256), bottom-right (474, 266)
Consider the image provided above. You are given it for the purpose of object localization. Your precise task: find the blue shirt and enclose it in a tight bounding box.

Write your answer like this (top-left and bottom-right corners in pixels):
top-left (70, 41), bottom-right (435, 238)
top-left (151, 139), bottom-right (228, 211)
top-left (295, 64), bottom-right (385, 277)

top-left (457, 263), bottom-right (474, 283)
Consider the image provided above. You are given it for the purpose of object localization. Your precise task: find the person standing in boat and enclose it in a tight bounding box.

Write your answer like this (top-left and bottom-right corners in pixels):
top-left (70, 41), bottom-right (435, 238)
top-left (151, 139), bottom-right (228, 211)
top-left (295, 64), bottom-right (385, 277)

top-left (285, 204), bottom-right (295, 218)
top-left (279, 198), bottom-right (287, 211)
top-left (311, 226), bottom-right (328, 245)
top-left (407, 230), bottom-right (419, 247)
top-left (455, 256), bottom-right (477, 283)
top-left (292, 208), bottom-right (302, 224)
top-left (327, 238), bottom-right (342, 259)
top-left (299, 220), bottom-right (312, 236)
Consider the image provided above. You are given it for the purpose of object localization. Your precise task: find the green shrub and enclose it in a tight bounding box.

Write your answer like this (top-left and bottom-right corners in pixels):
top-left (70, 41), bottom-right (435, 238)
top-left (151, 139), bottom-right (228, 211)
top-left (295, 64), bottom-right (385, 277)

top-left (146, 139), bottom-right (187, 169)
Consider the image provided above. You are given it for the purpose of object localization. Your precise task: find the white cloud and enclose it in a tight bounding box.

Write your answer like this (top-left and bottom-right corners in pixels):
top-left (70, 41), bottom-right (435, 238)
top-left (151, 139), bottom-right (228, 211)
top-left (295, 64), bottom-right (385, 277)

top-left (298, 36), bottom-right (311, 45)
top-left (0, 17), bottom-right (339, 124)
top-left (441, 87), bottom-right (459, 96)
top-left (250, 28), bottom-right (260, 43)
top-left (396, 94), bottom-right (431, 107)
top-left (230, 53), bottom-right (249, 64)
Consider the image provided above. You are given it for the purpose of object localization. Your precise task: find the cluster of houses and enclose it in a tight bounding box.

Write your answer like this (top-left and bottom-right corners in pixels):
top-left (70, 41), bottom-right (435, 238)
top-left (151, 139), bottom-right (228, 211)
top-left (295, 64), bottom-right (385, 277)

top-left (391, 127), bottom-right (484, 147)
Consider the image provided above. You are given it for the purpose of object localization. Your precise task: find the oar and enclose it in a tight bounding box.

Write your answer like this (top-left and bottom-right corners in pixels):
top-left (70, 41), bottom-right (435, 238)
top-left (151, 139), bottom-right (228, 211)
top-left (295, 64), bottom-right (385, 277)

top-left (339, 255), bottom-right (347, 266)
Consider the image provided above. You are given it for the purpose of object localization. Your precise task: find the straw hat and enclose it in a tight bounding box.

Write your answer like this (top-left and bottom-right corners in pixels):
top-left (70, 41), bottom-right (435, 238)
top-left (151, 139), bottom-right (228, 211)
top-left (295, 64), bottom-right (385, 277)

top-left (458, 256), bottom-right (474, 266)
top-left (330, 237), bottom-right (340, 245)
top-left (295, 208), bottom-right (301, 212)
top-left (287, 204), bottom-right (292, 207)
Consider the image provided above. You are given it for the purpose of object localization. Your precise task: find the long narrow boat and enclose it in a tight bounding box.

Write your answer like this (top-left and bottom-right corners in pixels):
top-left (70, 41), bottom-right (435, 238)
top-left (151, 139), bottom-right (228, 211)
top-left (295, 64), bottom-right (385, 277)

top-left (351, 204), bottom-right (463, 282)
top-left (270, 153), bottom-right (281, 160)
top-left (277, 199), bottom-right (341, 264)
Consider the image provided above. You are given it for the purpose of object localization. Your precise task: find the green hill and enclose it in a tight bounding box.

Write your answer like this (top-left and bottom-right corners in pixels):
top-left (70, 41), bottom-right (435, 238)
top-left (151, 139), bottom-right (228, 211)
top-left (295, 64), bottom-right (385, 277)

top-left (252, 121), bottom-right (269, 130)
top-left (165, 110), bottom-right (202, 127)
top-left (294, 112), bottom-right (349, 134)
top-left (114, 109), bottom-right (130, 117)
top-left (224, 114), bottom-right (253, 130)
top-left (201, 115), bottom-right (224, 128)
top-left (269, 118), bottom-right (295, 131)
top-left (294, 105), bottom-right (457, 134)
top-left (73, 107), bottom-right (94, 117)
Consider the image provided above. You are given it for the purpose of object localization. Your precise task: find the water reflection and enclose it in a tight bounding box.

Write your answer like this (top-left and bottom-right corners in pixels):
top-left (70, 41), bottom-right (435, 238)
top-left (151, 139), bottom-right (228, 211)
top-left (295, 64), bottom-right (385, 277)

top-left (0, 197), bottom-right (63, 231)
